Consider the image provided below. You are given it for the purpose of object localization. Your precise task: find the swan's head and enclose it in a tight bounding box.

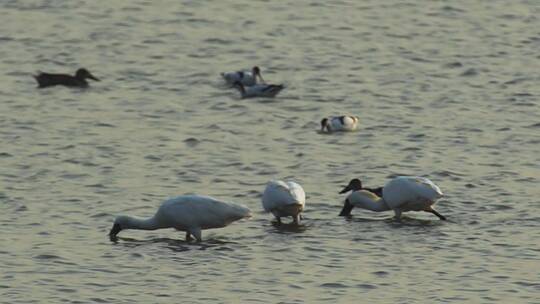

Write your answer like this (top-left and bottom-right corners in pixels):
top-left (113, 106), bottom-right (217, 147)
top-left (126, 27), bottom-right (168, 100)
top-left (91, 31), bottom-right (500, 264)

top-left (252, 66), bottom-right (264, 83)
top-left (320, 118), bottom-right (329, 131)
top-left (109, 216), bottom-right (130, 239)
top-left (339, 178), bottom-right (363, 194)
top-left (75, 68), bottom-right (99, 81)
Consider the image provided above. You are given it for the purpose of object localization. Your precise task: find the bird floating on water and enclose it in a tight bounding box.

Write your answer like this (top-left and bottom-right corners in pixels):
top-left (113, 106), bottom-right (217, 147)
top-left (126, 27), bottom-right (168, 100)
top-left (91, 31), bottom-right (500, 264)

top-left (338, 176), bottom-right (446, 220)
top-left (221, 66), bottom-right (265, 86)
top-left (109, 195), bottom-right (251, 242)
top-left (262, 180), bottom-right (306, 225)
top-left (233, 81), bottom-right (284, 98)
top-left (321, 116), bottom-right (359, 133)
top-left (33, 68), bottom-right (100, 88)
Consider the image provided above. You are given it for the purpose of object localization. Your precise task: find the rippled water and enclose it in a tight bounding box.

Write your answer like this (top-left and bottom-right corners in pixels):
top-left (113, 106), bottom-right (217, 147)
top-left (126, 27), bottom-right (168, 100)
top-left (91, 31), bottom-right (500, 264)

top-left (1, 1), bottom-right (539, 303)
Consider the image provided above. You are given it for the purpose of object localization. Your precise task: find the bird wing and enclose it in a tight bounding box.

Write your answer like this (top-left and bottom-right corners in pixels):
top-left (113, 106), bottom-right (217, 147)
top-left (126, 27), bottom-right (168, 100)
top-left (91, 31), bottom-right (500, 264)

top-left (382, 176), bottom-right (442, 209)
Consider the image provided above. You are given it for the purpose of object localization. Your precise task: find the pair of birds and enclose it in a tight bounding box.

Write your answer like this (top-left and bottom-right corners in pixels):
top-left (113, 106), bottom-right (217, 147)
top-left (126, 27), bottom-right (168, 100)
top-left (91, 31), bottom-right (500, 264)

top-left (221, 66), bottom-right (285, 98)
top-left (31, 66), bottom-right (284, 99)
top-left (222, 66), bottom-right (360, 133)
top-left (109, 176), bottom-right (445, 242)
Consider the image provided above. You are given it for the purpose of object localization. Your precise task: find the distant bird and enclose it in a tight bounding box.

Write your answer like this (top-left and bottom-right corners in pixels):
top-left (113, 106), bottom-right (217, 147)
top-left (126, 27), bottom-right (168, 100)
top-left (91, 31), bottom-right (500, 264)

top-left (233, 81), bottom-right (284, 98)
top-left (109, 195), bottom-right (251, 242)
top-left (338, 176), bottom-right (446, 220)
top-left (33, 68), bottom-right (100, 88)
top-left (221, 66), bottom-right (265, 86)
top-left (321, 116), bottom-right (359, 132)
top-left (262, 180), bottom-right (306, 224)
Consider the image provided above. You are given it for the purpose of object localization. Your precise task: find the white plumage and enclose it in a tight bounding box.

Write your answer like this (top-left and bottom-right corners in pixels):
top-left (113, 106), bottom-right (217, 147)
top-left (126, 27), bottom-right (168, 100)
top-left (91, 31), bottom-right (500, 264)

top-left (221, 66), bottom-right (264, 86)
top-left (233, 81), bottom-right (284, 98)
top-left (262, 180), bottom-right (306, 224)
top-left (321, 115), bottom-right (359, 132)
top-left (339, 176), bottom-right (446, 220)
top-left (109, 195), bottom-right (251, 242)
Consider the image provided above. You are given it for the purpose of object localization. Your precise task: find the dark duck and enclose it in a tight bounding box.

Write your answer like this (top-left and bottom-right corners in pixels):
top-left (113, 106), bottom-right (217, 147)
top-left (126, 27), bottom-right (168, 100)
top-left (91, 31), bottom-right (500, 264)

top-left (33, 68), bottom-right (100, 88)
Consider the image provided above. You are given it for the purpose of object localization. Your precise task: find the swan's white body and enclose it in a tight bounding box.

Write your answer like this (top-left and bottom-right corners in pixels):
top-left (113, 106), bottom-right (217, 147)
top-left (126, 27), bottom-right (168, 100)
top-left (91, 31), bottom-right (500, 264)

top-left (221, 67), bottom-right (263, 86)
top-left (110, 195), bottom-right (251, 241)
top-left (234, 82), bottom-right (284, 98)
top-left (345, 176), bottom-right (444, 219)
top-left (321, 116), bottom-right (359, 132)
top-left (262, 180), bottom-right (305, 224)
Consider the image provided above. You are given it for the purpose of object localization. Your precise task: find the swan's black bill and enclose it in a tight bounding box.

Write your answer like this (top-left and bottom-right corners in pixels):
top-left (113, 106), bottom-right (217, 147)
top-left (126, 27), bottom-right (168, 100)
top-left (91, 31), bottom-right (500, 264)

top-left (109, 223), bottom-right (121, 237)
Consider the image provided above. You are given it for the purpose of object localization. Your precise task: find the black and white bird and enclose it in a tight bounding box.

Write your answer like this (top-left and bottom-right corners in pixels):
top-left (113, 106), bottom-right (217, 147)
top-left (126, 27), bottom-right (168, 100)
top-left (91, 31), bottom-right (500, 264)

top-left (338, 176), bottom-right (446, 220)
top-left (233, 81), bottom-right (284, 98)
top-left (320, 115), bottom-right (359, 132)
top-left (221, 66), bottom-right (265, 86)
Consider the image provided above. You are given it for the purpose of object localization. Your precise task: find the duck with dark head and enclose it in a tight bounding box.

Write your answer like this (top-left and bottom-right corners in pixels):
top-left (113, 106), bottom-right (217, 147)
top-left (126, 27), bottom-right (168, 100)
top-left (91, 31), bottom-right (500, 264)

top-left (338, 178), bottom-right (383, 216)
top-left (33, 68), bottom-right (100, 88)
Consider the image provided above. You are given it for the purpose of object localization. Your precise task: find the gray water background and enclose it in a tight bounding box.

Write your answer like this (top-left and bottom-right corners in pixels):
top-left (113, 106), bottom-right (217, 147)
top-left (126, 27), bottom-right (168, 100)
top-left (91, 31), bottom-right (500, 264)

top-left (1, 1), bottom-right (539, 303)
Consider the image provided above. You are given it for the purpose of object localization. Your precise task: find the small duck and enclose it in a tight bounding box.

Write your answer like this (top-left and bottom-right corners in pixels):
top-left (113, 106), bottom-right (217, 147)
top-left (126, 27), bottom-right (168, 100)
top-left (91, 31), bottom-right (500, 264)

top-left (338, 176), bottom-right (446, 220)
top-left (33, 68), bottom-right (100, 88)
top-left (233, 81), bottom-right (284, 98)
top-left (221, 66), bottom-right (265, 86)
top-left (262, 180), bottom-right (306, 225)
top-left (109, 195), bottom-right (251, 242)
top-left (321, 116), bottom-right (359, 132)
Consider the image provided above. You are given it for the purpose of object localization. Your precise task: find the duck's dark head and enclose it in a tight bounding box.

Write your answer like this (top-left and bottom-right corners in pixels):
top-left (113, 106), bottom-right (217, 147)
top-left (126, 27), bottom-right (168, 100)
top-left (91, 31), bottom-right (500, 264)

top-left (339, 178), bottom-right (363, 194)
top-left (320, 118), bottom-right (329, 131)
top-left (76, 68), bottom-right (100, 81)
top-left (252, 66), bottom-right (265, 82)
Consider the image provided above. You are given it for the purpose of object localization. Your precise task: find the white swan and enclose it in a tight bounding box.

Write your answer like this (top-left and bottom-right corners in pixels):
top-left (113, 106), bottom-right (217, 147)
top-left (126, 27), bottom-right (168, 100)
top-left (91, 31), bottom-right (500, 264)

top-left (338, 176), bottom-right (446, 220)
top-left (321, 116), bottom-right (359, 132)
top-left (262, 180), bottom-right (306, 224)
top-left (109, 195), bottom-right (251, 242)
top-left (221, 66), bottom-right (265, 86)
top-left (233, 81), bottom-right (284, 98)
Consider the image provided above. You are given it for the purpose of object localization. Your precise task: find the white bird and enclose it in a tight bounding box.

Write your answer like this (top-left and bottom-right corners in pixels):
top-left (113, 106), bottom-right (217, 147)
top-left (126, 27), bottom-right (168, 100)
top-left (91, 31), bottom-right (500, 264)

top-left (221, 66), bottom-right (265, 86)
top-left (320, 116), bottom-right (359, 132)
top-left (338, 176), bottom-right (446, 220)
top-left (233, 81), bottom-right (284, 98)
top-left (262, 180), bottom-right (306, 224)
top-left (109, 195), bottom-right (252, 242)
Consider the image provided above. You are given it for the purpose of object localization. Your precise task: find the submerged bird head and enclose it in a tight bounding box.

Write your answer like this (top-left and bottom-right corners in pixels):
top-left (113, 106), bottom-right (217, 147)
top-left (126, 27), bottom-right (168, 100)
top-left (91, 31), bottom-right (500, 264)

top-left (320, 118), bottom-right (329, 131)
top-left (76, 68), bottom-right (100, 81)
top-left (252, 66), bottom-right (265, 83)
top-left (109, 216), bottom-right (130, 239)
top-left (339, 178), bottom-right (363, 194)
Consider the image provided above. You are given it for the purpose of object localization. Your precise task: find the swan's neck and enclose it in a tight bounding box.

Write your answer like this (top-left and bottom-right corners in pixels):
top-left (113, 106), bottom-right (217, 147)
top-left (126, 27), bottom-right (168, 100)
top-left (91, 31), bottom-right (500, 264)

top-left (123, 216), bottom-right (163, 231)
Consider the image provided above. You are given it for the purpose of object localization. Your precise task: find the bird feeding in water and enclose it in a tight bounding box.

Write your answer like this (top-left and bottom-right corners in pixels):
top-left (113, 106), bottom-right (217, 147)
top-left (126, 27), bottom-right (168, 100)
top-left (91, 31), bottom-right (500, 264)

top-left (338, 176), bottom-right (446, 220)
top-left (109, 195), bottom-right (251, 242)
top-left (261, 180), bottom-right (306, 225)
